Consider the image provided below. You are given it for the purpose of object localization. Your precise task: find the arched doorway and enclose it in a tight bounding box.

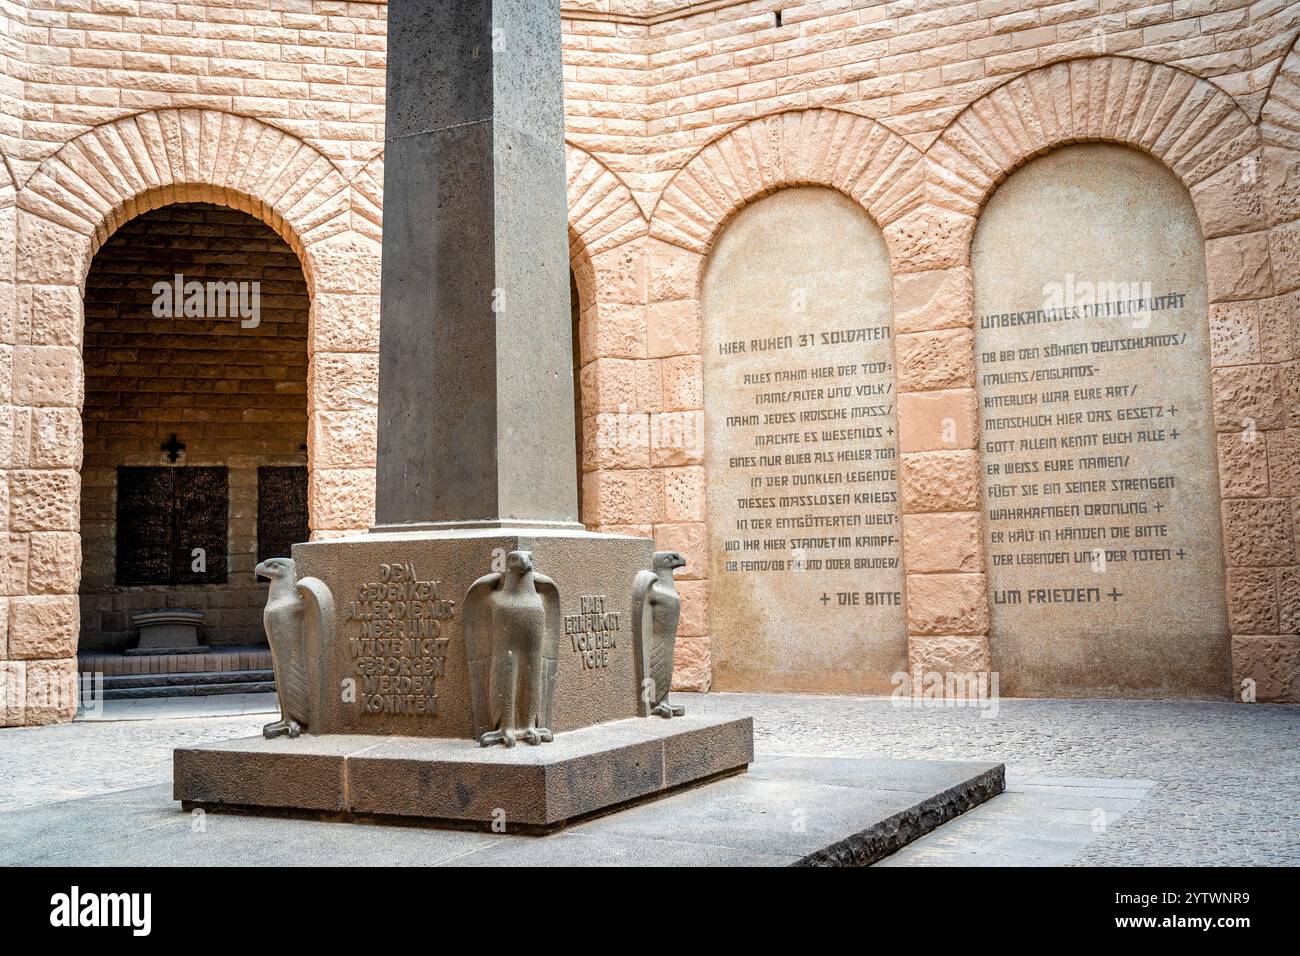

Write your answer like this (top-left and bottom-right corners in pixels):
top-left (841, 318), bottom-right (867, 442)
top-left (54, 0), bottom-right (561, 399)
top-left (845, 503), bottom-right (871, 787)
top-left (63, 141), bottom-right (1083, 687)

top-left (77, 202), bottom-right (310, 696)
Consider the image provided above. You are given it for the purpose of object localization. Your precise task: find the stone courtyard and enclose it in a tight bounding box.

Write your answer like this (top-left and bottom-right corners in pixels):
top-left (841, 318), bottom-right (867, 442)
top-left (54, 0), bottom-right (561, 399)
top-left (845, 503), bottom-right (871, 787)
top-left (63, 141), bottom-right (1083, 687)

top-left (1, 0), bottom-right (1298, 872)
top-left (1, 692), bottom-right (1295, 865)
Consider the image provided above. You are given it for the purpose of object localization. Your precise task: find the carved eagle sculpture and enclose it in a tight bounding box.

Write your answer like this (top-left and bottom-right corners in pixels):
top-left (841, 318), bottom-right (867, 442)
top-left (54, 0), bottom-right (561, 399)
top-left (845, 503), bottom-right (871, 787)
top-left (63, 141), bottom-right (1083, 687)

top-left (255, 557), bottom-right (334, 739)
top-left (633, 551), bottom-right (687, 718)
top-left (463, 551), bottom-right (561, 747)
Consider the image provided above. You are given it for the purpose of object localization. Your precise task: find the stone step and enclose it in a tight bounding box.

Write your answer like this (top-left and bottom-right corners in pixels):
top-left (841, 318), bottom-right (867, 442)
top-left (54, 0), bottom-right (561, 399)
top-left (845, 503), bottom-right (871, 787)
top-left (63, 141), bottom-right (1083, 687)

top-left (101, 668), bottom-right (274, 691)
top-left (78, 645), bottom-right (272, 678)
top-left (101, 680), bottom-right (277, 701)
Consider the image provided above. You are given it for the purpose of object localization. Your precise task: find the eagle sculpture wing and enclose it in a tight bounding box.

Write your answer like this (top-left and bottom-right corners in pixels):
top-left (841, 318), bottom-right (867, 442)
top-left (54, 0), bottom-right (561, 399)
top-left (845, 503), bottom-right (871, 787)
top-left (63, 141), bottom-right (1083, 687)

top-left (462, 573), bottom-right (501, 740)
top-left (294, 577), bottom-right (334, 731)
top-left (631, 569), bottom-right (656, 716)
top-left (533, 572), bottom-right (562, 729)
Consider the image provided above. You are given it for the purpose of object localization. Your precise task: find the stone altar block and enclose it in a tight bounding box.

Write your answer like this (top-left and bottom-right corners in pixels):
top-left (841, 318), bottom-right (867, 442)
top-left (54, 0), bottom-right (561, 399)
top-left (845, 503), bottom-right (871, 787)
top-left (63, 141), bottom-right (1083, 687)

top-left (290, 527), bottom-right (653, 737)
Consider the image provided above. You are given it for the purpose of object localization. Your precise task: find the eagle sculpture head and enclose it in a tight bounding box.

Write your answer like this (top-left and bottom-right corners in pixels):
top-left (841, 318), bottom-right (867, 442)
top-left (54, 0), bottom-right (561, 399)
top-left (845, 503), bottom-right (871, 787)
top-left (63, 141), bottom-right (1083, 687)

top-left (505, 550), bottom-right (534, 574)
top-left (255, 557), bottom-right (293, 582)
top-left (653, 551), bottom-right (687, 572)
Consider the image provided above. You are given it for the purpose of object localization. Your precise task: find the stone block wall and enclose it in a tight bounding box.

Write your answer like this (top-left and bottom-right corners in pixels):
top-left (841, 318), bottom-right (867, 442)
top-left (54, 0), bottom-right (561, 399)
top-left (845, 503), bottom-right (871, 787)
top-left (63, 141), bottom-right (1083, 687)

top-left (1, 0), bottom-right (1298, 724)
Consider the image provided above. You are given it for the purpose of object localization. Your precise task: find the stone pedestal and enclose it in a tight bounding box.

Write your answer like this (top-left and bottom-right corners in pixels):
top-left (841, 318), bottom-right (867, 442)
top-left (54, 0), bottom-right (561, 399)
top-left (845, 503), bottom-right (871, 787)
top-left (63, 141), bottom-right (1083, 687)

top-left (171, 526), bottom-right (754, 826)
top-left (289, 526), bottom-right (654, 737)
top-left (175, 714), bottom-right (753, 831)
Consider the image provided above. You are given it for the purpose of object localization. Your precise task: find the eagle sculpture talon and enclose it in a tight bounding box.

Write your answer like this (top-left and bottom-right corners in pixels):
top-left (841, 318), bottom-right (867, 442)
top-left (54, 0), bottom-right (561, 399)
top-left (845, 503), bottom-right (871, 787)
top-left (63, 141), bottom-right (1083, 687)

top-left (651, 702), bottom-right (684, 719)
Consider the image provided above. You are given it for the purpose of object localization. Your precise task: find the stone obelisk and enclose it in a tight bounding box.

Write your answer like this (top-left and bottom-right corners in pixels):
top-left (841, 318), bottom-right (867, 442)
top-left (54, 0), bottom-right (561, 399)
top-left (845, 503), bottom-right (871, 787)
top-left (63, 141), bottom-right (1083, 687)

top-left (376, 0), bottom-right (579, 531)
top-left (173, 0), bottom-right (752, 830)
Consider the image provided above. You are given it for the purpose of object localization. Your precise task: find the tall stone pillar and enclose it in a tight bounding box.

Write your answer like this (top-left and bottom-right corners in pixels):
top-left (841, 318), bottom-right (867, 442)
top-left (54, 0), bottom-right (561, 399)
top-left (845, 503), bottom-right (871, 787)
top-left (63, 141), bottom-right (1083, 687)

top-left (376, 0), bottom-right (578, 529)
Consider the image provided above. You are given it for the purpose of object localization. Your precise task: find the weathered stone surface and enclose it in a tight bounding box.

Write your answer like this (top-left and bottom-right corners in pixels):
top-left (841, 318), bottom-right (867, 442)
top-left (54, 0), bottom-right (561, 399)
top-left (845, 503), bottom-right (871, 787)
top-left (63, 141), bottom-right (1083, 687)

top-left (1189, 151), bottom-right (1268, 239)
top-left (1226, 568), bottom-right (1278, 634)
top-left (907, 634), bottom-right (992, 675)
top-left (900, 450), bottom-right (980, 512)
top-left (1268, 219), bottom-right (1300, 295)
top-left (8, 470), bottom-right (77, 532)
top-left (28, 407), bottom-right (80, 469)
top-left (580, 357), bottom-right (663, 413)
top-left (582, 468), bottom-right (663, 524)
top-left (25, 532), bottom-right (79, 595)
top-left (893, 266), bottom-right (973, 334)
top-left (0, 660), bottom-right (23, 726)
top-left (896, 328), bottom-right (974, 391)
top-left (1255, 294), bottom-right (1295, 363)
top-left (1231, 635), bottom-right (1299, 703)
top-left (662, 465), bottom-right (704, 522)
top-left (882, 204), bottom-right (973, 272)
top-left (1277, 567), bottom-right (1300, 635)
top-left (660, 354), bottom-right (703, 411)
top-left (902, 512), bottom-right (981, 573)
top-left (650, 411), bottom-right (704, 466)
top-left (8, 594), bottom-right (78, 659)
top-left (583, 411), bottom-right (650, 470)
top-left (646, 299), bottom-right (700, 358)
top-left (1222, 498), bottom-right (1294, 566)
top-left (175, 714), bottom-right (754, 829)
top-left (645, 238), bottom-right (700, 302)
top-left (11, 345), bottom-right (79, 408)
top-left (1265, 428), bottom-right (1300, 496)
top-left (1205, 232), bottom-right (1273, 301)
top-left (22, 658), bottom-right (76, 724)
top-left (1208, 301), bottom-right (1260, 365)
top-left (1212, 365), bottom-right (1285, 431)
top-left (906, 573), bottom-right (988, 636)
top-left (18, 284), bottom-right (81, 348)
top-left (1217, 432), bottom-right (1268, 498)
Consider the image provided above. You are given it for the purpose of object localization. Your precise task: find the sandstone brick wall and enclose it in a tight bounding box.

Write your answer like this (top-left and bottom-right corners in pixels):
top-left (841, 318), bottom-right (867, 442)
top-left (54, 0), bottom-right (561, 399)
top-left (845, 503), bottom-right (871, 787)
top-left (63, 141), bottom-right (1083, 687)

top-left (79, 201), bottom-right (307, 650)
top-left (2, 0), bottom-right (1299, 724)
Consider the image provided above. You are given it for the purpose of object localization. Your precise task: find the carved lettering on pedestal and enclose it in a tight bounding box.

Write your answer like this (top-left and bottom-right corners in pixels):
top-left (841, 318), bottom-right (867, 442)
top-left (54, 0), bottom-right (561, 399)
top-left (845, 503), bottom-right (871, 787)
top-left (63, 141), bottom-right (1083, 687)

top-left (564, 594), bottom-right (622, 670)
top-left (343, 563), bottom-right (455, 716)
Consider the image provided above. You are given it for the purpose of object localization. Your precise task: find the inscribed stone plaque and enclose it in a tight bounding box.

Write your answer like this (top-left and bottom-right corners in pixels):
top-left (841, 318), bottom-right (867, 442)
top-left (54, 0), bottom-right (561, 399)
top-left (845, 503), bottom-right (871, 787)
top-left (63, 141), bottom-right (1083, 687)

top-left (703, 188), bottom-right (906, 693)
top-left (116, 466), bottom-right (228, 586)
top-left (257, 466), bottom-right (309, 563)
top-left (972, 145), bottom-right (1230, 697)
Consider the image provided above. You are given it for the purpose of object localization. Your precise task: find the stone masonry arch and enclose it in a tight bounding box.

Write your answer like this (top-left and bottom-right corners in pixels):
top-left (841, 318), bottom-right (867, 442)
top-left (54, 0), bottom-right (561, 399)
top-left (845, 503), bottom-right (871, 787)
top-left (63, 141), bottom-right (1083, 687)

top-left (898, 55), bottom-right (1280, 693)
top-left (5, 109), bottom-right (369, 723)
top-left (624, 108), bottom-right (927, 690)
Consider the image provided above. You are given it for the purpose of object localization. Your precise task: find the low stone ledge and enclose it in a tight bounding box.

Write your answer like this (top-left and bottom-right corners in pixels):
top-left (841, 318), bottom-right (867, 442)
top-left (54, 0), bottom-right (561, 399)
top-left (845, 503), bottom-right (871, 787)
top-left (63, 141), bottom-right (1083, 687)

top-left (175, 714), bottom-right (754, 830)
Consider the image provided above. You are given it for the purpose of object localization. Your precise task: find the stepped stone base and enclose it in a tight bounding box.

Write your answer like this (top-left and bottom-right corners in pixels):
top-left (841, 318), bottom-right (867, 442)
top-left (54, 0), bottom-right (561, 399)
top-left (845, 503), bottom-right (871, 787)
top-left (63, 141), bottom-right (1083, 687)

top-left (175, 714), bottom-right (753, 831)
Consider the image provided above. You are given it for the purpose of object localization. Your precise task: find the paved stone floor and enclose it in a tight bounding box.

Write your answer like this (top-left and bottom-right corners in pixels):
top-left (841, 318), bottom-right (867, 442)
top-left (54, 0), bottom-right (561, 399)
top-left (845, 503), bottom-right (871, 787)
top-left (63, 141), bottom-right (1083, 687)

top-left (1, 692), bottom-right (1296, 865)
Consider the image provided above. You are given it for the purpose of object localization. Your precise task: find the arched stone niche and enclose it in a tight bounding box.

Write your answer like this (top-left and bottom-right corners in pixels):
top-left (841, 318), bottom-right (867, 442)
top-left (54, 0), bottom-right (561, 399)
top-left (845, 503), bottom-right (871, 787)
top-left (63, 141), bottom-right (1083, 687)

top-left (702, 187), bottom-right (907, 693)
top-left (973, 144), bottom-right (1230, 697)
